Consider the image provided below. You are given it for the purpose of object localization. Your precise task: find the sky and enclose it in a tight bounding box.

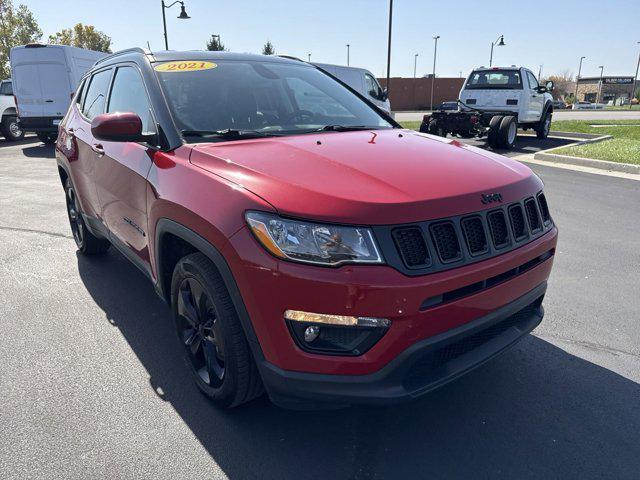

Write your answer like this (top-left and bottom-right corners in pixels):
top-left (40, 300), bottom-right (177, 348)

top-left (23, 0), bottom-right (640, 79)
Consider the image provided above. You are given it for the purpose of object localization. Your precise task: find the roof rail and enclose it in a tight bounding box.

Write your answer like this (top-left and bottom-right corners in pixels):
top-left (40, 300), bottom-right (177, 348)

top-left (276, 54), bottom-right (304, 62)
top-left (94, 47), bottom-right (151, 65)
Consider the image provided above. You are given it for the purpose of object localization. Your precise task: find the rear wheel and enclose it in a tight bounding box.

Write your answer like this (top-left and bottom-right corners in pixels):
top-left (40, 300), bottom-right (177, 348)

top-left (64, 177), bottom-right (110, 255)
top-left (497, 115), bottom-right (517, 149)
top-left (0, 116), bottom-right (24, 141)
top-left (171, 253), bottom-right (263, 408)
top-left (536, 110), bottom-right (552, 139)
top-left (428, 119), bottom-right (446, 137)
top-left (37, 132), bottom-right (57, 144)
top-left (487, 115), bottom-right (503, 149)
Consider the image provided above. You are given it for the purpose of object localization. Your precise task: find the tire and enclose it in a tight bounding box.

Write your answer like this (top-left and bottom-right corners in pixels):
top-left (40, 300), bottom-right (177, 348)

top-left (37, 132), bottom-right (57, 144)
top-left (428, 119), bottom-right (446, 137)
top-left (64, 177), bottom-right (111, 255)
top-left (171, 252), bottom-right (264, 408)
top-left (487, 115), bottom-right (503, 149)
top-left (0, 115), bottom-right (24, 141)
top-left (497, 115), bottom-right (517, 149)
top-left (536, 110), bottom-right (552, 139)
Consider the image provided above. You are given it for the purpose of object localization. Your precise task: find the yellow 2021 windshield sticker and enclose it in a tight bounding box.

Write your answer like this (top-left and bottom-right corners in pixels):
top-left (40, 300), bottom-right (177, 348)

top-left (154, 61), bottom-right (217, 72)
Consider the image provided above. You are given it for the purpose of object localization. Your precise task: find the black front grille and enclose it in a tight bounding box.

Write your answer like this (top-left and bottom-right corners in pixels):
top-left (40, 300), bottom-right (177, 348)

top-left (461, 216), bottom-right (488, 256)
top-left (524, 198), bottom-right (542, 233)
top-left (487, 210), bottom-right (510, 248)
top-left (392, 227), bottom-right (431, 268)
top-left (430, 222), bottom-right (462, 263)
top-left (376, 190), bottom-right (553, 276)
top-left (508, 204), bottom-right (528, 240)
top-left (537, 192), bottom-right (551, 224)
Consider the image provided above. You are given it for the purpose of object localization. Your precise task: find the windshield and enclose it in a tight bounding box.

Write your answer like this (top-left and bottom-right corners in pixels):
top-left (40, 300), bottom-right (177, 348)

top-left (154, 59), bottom-right (393, 141)
top-left (465, 70), bottom-right (522, 90)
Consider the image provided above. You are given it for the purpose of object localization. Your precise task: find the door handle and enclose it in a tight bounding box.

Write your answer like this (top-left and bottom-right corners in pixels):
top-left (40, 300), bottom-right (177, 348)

top-left (45, 99), bottom-right (54, 103)
top-left (91, 143), bottom-right (105, 156)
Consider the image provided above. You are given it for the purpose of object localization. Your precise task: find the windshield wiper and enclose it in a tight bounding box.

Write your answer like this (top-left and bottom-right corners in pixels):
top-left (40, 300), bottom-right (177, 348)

top-left (315, 125), bottom-right (382, 132)
top-left (180, 129), bottom-right (281, 139)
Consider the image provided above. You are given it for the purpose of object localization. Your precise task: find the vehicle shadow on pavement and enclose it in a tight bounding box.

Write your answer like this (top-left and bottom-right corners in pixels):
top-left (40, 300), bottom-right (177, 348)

top-left (77, 249), bottom-right (640, 480)
top-left (21, 143), bottom-right (55, 159)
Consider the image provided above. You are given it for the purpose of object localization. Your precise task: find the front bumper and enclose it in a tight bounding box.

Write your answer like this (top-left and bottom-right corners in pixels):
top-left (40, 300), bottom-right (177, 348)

top-left (260, 282), bottom-right (546, 408)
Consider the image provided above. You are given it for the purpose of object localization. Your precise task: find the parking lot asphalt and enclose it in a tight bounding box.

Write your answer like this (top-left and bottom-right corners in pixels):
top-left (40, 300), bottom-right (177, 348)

top-left (1, 138), bottom-right (639, 480)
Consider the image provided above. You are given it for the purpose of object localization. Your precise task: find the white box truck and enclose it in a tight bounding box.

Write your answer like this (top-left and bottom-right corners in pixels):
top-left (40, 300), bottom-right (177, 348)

top-left (10, 44), bottom-right (107, 143)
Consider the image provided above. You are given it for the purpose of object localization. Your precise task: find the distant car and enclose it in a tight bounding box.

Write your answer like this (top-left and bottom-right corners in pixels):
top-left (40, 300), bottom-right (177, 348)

top-left (572, 101), bottom-right (593, 110)
top-left (435, 101), bottom-right (458, 111)
top-left (0, 79), bottom-right (23, 141)
top-left (313, 63), bottom-right (391, 114)
top-left (552, 100), bottom-right (567, 110)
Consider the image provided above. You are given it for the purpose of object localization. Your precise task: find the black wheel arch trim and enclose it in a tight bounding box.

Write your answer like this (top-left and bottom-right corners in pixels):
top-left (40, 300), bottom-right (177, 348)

top-left (154, 218), bottom-right (265, 359)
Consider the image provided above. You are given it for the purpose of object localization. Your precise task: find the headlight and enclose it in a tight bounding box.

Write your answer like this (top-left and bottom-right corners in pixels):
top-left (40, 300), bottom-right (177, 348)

top-left (245, 211), bottom-right (383, 266)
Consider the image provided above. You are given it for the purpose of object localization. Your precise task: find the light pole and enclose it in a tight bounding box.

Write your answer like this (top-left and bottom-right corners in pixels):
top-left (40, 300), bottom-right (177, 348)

top-left (346, 44), bottom-right (350, 66)
top-left (385, 0), bottom-right (393, 98)
top-left (430, 35), bottom-right (439, 111)
top-left (489, 34), bottom-right (505, 67)
top-left (161, 1), bottom-right (190, 50)
top-left (308, 53), bottom-right (311, 62)
top-left (538, 64), bottom-right (543, 80)
top-left (413, 53), bottom-right (418, 78)
top-left (631, 42), bottom-right (640, 109)
top-left (597, 65), bottom-right (604, 105)
top-left (574, 56), bottom-right (585, 103)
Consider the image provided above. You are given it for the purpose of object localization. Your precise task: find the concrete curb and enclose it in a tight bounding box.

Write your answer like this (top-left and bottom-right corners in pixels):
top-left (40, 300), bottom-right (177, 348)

top-left (533, 152), bottom-right (640, 175)
top-left (531, 131), bottom-right (640, 175)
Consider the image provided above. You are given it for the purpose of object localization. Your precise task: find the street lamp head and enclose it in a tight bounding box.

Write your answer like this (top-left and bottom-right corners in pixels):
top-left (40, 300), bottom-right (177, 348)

top-left (178, 3), bottom-right (190, 19)
top-left (497, 35), bottom-right (506, 46)
top-left (433, 35), bottom-right (440, 40)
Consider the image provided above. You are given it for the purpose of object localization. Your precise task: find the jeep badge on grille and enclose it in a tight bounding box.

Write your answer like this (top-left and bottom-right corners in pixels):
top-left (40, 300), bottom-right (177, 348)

top-left (481, 193), bottom-right (503, 204)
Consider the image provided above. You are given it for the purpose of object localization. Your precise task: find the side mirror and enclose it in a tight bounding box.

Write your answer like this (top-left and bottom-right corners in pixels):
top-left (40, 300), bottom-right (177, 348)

top-left (545, 80), bottom-right (554, 91)
top-left (91, 112), bottom-right (152, 143)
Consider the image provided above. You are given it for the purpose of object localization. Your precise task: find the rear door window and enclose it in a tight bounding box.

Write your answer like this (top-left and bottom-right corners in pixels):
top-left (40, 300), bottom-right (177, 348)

top-left (466, 70), bottom-right (522, 89)
top-left (82, 69), bottom-right (112, 120)
top-left (0, 81), bottom-right (13, 96)
top-left (107, 66), bottom-right (156, 133)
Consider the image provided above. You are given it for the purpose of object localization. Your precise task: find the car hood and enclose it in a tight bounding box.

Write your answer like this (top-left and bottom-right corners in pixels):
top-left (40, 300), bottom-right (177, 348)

top-left (189, 129), bottom-right (542, 225)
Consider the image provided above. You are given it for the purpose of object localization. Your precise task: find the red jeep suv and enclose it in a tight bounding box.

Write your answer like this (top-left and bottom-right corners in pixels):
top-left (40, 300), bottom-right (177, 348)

top-left (56, 49), bottom-right (557, 409)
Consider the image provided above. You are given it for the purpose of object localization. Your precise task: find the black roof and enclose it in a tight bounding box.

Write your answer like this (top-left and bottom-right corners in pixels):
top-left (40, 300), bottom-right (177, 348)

top-left (95, 48), bottom-right (303, 68)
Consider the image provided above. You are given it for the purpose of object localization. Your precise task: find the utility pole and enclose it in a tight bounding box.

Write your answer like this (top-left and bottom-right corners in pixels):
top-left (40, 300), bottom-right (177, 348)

top-left (413, 53), bottom-right (418, 78)
top-left (308, 53), bottom-right (311, 62)
top-left (346, 44), bottom-right (350, 66)
top-left (631, 42), bottom-right (640, 109)
top-left (430, 36), bottom-right (439, 111)
top-left (574, 56), bottom-right (585, 103)
top-left (538, 64), bottom-right (543, 80)
top-left (597, 65), bottom-right (604, 104)
top-left (385, 0), bottom-right (393, 98)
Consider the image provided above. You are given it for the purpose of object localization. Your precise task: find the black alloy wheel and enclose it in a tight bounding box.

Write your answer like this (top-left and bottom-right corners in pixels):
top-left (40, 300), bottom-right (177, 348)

top-left (176, 276), bottom-right (226, 388)
top-left (65, 179), bottom-right (85, 249)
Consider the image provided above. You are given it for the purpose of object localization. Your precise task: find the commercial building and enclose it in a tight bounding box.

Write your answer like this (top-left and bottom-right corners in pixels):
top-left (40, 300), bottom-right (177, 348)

top-left (576, 76), bottom-right (638, 105)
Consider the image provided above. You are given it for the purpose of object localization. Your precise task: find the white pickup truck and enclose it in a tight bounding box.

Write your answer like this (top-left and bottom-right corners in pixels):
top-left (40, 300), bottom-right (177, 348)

top-left (421, 66), bottom-right (554, 149)
top-left (0, 79), bottom-right (23, 141)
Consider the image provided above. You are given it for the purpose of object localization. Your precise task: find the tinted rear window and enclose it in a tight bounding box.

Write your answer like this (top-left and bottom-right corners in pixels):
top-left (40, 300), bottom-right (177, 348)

top-left (0, 81), bottom-right (13, 95)
top-left (466, 70), bottom-right (522, 89)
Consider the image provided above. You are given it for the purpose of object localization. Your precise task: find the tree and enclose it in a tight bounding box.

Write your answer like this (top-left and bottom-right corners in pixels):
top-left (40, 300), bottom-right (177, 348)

top-left (48, 23), bottom-right (111, 52)
top-left (0, 0), bottom-right (42, 79)
top-left (206, 35), bottom-right (225, 51)
top-left (542, 71), bottom-right (575, 100)
top-left (262, 41), bottom-right (275, 55)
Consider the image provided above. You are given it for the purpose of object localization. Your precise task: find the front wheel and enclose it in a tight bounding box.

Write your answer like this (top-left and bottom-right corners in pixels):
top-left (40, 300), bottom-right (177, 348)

top-left (171, 253), bottom-right (263, 408)
top-left (536, 111), bottom-right (552, 139)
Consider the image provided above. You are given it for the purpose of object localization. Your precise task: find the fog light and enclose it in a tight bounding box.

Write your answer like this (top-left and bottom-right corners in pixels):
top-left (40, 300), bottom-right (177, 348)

top-left (304, 325), bottom-right (320, 343)
top-left (284, 310), bottom-right (391, 356)
top-left (284, 310), bottom-right (391, 328)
